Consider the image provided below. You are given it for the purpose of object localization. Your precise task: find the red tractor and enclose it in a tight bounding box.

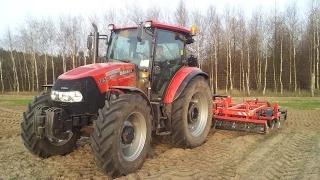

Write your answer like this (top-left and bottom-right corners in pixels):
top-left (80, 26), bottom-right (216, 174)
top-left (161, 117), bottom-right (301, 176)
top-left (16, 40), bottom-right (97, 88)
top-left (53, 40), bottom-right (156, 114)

top-left (21, 21), bottom-right (213, 177)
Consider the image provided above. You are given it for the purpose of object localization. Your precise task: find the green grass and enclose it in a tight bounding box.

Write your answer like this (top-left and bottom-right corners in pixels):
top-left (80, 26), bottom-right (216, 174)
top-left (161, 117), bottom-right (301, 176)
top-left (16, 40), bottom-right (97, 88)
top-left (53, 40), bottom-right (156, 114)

top-left (0, 99), bottom-right (33, 106)
top-left (280, 100), bottom-right (320, 110)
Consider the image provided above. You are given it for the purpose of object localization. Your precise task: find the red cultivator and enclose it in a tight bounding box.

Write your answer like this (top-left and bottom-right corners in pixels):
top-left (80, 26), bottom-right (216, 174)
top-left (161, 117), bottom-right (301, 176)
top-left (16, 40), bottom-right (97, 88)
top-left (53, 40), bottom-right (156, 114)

top-left (212, 95), bottom-right (287, 134)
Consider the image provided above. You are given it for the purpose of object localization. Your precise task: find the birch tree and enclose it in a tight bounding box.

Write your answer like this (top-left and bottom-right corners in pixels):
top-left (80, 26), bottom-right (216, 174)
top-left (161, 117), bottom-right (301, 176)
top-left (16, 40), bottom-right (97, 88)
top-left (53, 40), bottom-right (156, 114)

top-left (286, 1), bottom-right (300, 92)
top-left (174, 0), bottom-right (189, 27)
top-left (5, 28), bottom-right (19, 92)
top-left (0, 58), bottom-right (4, 93)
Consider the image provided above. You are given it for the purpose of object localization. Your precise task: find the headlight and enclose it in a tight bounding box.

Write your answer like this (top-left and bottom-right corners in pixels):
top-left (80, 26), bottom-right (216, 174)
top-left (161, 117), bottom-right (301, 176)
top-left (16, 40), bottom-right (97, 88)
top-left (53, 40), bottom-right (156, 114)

top-left (51, 91), bottom-right (83, 102)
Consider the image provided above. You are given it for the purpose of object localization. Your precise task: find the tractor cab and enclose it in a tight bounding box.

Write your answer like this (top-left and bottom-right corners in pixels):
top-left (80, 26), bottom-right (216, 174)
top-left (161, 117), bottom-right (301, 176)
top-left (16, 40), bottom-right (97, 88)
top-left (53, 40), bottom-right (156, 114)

top-left (89, 20), bottom-right (198, 100)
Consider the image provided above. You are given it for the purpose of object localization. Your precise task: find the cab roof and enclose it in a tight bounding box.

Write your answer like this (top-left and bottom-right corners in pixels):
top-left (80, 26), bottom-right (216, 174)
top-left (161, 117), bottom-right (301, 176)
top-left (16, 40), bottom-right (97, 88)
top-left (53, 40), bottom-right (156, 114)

top-left (112, 20), bottom-right (191, 35)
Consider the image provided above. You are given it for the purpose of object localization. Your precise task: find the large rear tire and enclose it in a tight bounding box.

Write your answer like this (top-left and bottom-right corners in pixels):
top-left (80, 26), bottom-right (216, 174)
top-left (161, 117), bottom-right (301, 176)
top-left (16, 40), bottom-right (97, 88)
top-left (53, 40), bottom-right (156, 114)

top-left (169, 76), bottom-right (212, 148)
top-left (21, 93), bottom-right (80, 158)
top-left (91, 94), bottom-right (152, 178)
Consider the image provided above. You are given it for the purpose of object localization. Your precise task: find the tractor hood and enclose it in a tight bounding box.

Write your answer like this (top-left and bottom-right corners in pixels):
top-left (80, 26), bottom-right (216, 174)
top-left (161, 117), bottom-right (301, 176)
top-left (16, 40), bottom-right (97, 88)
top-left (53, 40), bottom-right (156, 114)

top-left (58, 62), bottom-right (133, 80)
top-left (57, 62), bottom-right (136, 93)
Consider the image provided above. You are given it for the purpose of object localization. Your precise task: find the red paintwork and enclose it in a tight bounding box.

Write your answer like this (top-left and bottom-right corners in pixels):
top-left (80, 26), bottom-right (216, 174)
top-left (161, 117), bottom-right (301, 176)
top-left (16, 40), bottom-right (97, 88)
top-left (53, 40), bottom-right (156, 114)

top-left (112, 20), bottom-right (191, 35)
top-left (148, 20), bottom-right (190, 34)
top-left (163, 66), bottom-right (201, 104)
top-left (58, 62), bottom-right (136, 93)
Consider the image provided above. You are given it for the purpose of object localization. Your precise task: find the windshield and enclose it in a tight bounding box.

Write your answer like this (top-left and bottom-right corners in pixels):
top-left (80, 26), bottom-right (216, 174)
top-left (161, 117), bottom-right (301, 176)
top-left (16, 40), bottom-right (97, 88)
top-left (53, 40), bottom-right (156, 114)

top-left (107, 29), bottom-right (153, 67)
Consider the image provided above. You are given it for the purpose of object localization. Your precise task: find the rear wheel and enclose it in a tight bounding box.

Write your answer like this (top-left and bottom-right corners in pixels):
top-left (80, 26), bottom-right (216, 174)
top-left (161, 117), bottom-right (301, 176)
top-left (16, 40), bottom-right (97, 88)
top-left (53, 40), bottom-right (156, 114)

top-left (169, 76), bottom-right (212, 148)
top-left (21, 93), bottom-right (80, 158)
top-left (91, 94), bottom-right (152, 178)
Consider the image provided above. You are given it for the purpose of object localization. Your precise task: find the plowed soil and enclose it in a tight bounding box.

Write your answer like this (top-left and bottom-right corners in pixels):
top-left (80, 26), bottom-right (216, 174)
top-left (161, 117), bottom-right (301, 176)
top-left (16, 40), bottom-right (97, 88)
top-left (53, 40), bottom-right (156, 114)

top-left (1, 96), bottom-right (320, 180)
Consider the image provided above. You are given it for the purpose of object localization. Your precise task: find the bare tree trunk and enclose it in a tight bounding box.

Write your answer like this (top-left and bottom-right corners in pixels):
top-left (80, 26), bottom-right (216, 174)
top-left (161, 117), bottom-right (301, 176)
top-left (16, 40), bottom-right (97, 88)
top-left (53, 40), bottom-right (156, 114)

top-left (72, 50), bottom-right (76, 69)
top-left (7, 29), bottom-right (20, 93)
top-left (10, 50), bottom-right (19, 92)
top-left (225, 43), bottom-right (229, 94)
top-left (0, 59), bottom-right (4, 93)
top-left (18, 54), bottom-right (24, 92)
top-left (44, 52), bottom-right (48, 86)
top-left (263, 44), bottom-right (268, 95)
top-left (33, 51), bottom-right (39, 91)
top-left (280, 34), bottom-right (283, 94)
top-left (62, 52), bottom-right (66, 73)
top-left (293, 44), bottom-right (297, 92)
top-left (51, 55), bottom-right (55, 83)
top-left (289, 34), bottom-right (292, 91)
top-left (228, 40), bottom-right (233, 91)
top-left (214, 37), bottom-right (218, 93)
top-left (247, 44), bottom-right (250, 95)
top-left (240, 49), bottom-right (243, 91)
top-left (316, 16), bottom-right (319, 90)
top-left (256, 46), bottom-right (262, 90)
top-left (197, 36), bottom-right (201, 69)
top-left (273, 49), bottom-right (277, 93)
top-left (23, 52), bottom-right (31, 91)
top-left (210, 54), bottom-right (214, 91)
top-left (311, 73), bottom-right (315, 97)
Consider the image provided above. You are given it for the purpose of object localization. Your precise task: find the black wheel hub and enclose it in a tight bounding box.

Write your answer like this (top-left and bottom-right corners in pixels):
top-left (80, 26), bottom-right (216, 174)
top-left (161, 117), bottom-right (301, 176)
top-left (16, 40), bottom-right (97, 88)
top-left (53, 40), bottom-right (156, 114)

top-left (121, 126), bottom-right (135, 144)
top-left (188, 103), bottom-right (199, 124)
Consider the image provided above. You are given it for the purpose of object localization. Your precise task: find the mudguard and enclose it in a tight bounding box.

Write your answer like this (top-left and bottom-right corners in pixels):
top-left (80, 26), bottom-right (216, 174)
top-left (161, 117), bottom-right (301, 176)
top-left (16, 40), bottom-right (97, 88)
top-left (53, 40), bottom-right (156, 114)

top-left (163, 66), bottom-right (209, 104)
top-left (109, 86), bottom-right (150, 103)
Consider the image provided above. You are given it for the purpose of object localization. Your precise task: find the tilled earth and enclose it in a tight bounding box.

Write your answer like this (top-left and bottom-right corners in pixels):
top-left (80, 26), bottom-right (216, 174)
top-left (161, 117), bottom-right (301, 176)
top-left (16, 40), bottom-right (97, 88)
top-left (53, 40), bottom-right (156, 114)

top-left (1, 97), bottom-right (320, 179)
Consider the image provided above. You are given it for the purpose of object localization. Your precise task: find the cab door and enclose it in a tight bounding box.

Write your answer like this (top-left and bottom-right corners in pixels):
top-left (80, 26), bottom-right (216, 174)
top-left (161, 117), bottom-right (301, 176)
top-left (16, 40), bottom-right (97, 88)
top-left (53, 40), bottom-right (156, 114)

top-left (151, 29), bottom-right (185, 100)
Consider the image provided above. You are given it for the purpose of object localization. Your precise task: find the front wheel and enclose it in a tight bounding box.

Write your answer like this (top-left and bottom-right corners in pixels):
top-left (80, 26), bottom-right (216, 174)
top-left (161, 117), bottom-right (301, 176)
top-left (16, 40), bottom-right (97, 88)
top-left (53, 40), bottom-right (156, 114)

top-left (21, 93), bottom-right (80, 158)
top-left (91, 94), bottom-right (152, 178)
top-left (169, 76), bottom-right (212, 148)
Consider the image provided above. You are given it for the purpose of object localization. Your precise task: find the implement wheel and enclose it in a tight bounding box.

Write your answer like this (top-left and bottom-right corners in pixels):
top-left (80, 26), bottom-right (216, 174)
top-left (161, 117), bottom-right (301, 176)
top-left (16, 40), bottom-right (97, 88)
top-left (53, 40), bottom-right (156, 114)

top-left (169, 76), bottom-right (212, 148)
top-left (91, 94), bottom-right (152, 178)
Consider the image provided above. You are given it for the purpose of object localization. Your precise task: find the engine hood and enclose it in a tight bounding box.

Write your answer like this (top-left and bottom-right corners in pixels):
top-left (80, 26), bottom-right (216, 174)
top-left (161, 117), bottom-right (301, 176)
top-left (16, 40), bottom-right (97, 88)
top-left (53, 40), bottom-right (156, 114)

top-left (57, 62), bottom-right (136, 93)
top-left (58, 62), bottom-right (133, 80)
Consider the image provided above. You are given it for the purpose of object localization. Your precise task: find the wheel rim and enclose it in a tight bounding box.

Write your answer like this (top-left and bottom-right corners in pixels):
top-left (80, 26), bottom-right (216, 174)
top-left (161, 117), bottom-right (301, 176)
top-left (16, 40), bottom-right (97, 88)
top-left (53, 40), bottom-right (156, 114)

top-left (120, 112), bottom-right (146, 161)
top-left (187, 92), bottom-right (208, 137)
top-left (47, 131), bottom-right (73, 146)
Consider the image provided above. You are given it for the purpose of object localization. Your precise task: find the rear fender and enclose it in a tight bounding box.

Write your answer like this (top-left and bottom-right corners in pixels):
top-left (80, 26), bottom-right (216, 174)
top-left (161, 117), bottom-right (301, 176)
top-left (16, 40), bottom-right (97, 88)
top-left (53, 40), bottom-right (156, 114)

top-left (163, 66), bottom-right (209, 104)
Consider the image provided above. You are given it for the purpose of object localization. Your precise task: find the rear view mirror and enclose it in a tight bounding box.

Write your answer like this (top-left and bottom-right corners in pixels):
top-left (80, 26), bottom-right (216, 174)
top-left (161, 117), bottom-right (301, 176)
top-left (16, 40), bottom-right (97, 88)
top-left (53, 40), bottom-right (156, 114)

top-left (87, 34), bottom-right (93, 50)
top-left (187, 55), bottom-right (198, 67)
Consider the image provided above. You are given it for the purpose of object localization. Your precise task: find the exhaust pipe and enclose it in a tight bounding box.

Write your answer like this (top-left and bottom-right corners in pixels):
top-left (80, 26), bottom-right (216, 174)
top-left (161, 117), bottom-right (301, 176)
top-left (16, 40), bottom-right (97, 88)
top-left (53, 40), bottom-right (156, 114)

top-left (92, 23), bottom-right (99, 64)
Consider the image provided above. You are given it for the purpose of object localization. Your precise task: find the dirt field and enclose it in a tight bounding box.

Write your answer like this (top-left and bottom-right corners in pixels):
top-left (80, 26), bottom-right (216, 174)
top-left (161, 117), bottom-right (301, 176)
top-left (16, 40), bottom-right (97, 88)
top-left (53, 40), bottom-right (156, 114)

top-left (1, 95), bottom-right (320, 180)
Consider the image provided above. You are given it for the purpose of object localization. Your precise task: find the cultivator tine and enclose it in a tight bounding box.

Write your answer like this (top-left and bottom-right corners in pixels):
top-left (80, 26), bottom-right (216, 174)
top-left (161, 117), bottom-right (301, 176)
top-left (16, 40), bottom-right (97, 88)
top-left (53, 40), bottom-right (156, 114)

top-left (215, 120), bottom-right (267, 134)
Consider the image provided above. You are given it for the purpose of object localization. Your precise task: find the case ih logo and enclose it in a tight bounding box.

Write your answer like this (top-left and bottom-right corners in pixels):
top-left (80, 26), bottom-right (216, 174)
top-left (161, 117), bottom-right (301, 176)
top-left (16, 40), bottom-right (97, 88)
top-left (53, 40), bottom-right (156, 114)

top-left (106, 68), bottom-right (120, 76)
top-left (120, 69), bottom-right (133, 76)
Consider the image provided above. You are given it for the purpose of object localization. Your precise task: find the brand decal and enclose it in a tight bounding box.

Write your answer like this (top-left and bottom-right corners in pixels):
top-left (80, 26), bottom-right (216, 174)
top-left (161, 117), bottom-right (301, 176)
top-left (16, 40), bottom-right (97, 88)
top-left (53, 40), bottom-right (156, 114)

top-left (98, 77), bottom-right (108, 84)
top-left (106, 68), bottom-right (120, 76)
top-left (61, 87), bottom-right (68, 90)
top-left (120, 69), bottom-right (134, 76)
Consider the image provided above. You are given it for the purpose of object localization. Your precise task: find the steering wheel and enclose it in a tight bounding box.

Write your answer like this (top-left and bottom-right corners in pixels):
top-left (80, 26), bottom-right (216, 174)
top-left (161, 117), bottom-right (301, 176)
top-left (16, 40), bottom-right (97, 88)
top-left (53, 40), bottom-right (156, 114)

top-left (134, 52), bottom-right (149, 59)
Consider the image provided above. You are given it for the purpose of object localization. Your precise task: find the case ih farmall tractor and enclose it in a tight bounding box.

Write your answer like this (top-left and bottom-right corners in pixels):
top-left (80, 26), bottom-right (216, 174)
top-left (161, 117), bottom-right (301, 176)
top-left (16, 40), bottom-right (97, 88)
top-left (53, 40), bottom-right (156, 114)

top-left (21, 20), bottom-right (287, 178)
top-left (21, 20), bottom-right (213, 177)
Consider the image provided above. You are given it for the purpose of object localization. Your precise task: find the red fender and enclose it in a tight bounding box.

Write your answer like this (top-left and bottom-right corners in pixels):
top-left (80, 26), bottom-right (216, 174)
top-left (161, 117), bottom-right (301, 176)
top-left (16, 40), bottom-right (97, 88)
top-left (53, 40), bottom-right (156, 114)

top-left (163, 66), bottom-right (208, 104)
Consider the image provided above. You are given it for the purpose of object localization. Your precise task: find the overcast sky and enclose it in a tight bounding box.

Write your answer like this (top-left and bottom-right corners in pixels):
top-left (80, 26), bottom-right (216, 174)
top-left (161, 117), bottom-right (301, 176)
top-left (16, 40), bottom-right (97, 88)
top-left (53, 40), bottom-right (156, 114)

top-left (0, 0), bottom-right (307, 35)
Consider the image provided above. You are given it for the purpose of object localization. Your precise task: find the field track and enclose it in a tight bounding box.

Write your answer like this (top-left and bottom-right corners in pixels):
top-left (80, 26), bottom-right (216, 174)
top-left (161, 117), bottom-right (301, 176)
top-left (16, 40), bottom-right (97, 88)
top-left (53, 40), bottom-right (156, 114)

top-left (0, 96), bottom-right (320, 180)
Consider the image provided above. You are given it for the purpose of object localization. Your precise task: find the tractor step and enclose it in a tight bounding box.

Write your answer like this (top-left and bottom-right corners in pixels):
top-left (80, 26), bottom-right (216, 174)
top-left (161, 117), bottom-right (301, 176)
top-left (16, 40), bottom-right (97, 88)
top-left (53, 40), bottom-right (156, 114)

top-left (156, 131), bottom-right (171, 136)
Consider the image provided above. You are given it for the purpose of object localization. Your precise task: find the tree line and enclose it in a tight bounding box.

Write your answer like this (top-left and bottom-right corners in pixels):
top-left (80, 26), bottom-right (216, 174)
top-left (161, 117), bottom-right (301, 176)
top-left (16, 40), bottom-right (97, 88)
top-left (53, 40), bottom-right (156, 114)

top-left (0, 0), bottom-right (319, 96)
